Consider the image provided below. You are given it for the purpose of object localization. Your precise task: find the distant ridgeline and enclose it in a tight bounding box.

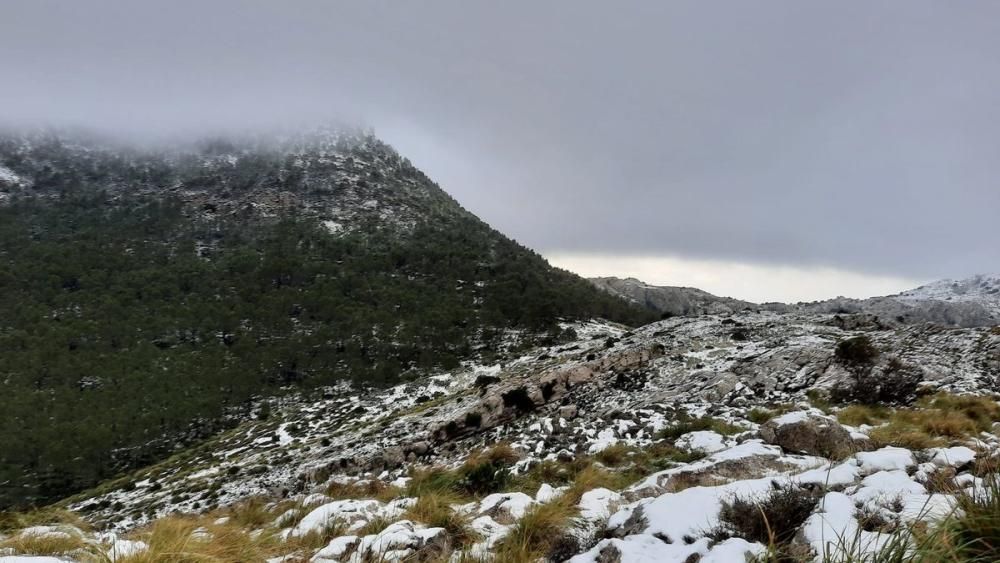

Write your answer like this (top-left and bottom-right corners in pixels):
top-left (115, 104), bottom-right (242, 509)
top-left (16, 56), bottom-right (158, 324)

top-left (0, 128), bottom-right (654, 508)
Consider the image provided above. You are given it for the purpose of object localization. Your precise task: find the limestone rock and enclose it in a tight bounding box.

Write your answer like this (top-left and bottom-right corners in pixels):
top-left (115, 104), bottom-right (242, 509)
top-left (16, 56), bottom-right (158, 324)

top-left (759, 411), bottom-right (855, 459)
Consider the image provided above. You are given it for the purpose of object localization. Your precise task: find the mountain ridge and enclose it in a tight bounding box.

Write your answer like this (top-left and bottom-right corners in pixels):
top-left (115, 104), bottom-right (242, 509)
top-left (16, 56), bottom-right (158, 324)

top-left (591, 274), bottom-right (1000, 328)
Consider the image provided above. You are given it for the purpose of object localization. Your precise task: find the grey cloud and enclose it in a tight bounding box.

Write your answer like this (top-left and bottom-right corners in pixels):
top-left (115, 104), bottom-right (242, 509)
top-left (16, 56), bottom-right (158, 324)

top-left (1, 1), bottom-right (998, 279)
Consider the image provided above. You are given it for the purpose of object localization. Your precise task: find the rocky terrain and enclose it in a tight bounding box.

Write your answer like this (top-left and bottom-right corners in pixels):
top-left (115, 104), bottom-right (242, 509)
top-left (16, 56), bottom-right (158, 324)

top-left (589, 277), bottom-right (756, 318)
top-left (2, 311), bottom-right (997, 562)
top-left (593, 275), bottom-right (1000, 328)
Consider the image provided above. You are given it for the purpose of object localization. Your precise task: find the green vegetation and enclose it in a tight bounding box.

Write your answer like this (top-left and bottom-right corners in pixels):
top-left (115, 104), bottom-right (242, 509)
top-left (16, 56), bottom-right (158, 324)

top-left (406, 444), bottom-right (522, 499)
top-left (834, 335), bottom-right (880, 366)
top-left (0, 192), bottom-right (652, 509)
top-left (658, 412), bottom-right (745, 441)
top-left (860, 393), bottom-right (1000, 449)
top-left (834, 404), bottom-right (891, 427)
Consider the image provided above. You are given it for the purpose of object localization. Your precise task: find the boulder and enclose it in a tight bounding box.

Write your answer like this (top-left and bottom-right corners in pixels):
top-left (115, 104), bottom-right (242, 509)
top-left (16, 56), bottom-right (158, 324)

top-left (558, 405), bottom-right (579, 419)
top-left (759, 411), bottom-right (855, 459)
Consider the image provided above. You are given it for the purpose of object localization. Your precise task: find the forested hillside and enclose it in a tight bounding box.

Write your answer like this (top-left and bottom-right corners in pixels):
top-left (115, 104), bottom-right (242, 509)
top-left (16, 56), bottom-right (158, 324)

top-left (0, 129), bottom-right (654, 509)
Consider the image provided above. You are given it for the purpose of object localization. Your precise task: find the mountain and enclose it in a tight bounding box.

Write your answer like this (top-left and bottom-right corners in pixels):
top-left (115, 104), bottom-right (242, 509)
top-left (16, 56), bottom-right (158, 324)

top-left (593, 275), bottom-right (1000, 328)
top-left (795, 274), bottom-right (1000, 327)
top-left (0, 126), bottom-right (655, 509)
top-left (590, 276), bottom-right (756, 318)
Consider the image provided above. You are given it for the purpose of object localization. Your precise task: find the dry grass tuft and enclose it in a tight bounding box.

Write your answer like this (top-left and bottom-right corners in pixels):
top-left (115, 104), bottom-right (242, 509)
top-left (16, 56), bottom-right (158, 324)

top-left (593, 443), bottom-right (634, 467)
top-left (865, 393), bottom-right (1000, 449)
top-left (405, 443), bottom-right (523, 499)
top-left (466, 443), bottom-right (521, 467)
top-left (0, 507), bottom-right (90, 533)
top-left (868, 422), bottom-right (946, 450)
top-left (836, 404), bottom-right (891, 427)
top-left (493, 496), bottom-right (578, 563)
top-left (0, 528), bottom-right (88, 557)
top-left (353, 515), bottom-right (393, 538)
top-left (113, 515), bottom-right (283, 563)
top-left (659, 413), bottom-right (744, 441)
top-left (219, 496), bottom-right (275, 529)
top-left (403, 491), bottom-right (478, 547)
top-left (325, 479), bottom-right (401, 502)
top-left (917, 393), bottom-right (1000, 431)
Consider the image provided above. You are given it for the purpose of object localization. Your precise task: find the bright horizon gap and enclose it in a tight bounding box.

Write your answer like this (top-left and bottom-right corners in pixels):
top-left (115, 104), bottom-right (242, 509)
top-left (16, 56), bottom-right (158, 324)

top-left (544, 252), bottom-right (925, 304)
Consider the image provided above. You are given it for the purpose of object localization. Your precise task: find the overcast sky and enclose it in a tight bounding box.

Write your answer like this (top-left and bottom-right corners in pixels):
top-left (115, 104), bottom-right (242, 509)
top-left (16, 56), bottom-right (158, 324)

top-left (2, 1), bottom-right (998, 302)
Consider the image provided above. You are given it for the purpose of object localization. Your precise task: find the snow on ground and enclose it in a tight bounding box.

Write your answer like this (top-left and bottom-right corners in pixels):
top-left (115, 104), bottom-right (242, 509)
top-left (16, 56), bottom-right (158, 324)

top-left (0, 165), bottom-right (23, 185)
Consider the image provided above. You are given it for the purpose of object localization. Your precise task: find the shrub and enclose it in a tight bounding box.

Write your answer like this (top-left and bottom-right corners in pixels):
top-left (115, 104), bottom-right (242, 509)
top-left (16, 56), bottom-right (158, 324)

top-left (831, 357), bottom-right (920, 406)
top-left (464, 412), bottom-right (483, 428)
top-left (731, 328), bottom-right (751, 341)
top-left (835, 336), bottom-right (880, 366)
top-left (711, 483), bottom-right (821, 546)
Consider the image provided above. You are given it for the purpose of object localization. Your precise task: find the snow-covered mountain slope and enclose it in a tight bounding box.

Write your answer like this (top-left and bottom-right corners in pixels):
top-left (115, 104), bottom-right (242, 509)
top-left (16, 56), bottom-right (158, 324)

top-left (893, 274), bottom-right (1000, 316)
top-left (65, 312), bottom-right (999, 530)
top-left (0, 125), bottom-right (466, 234)
top-left (2, 311), bottom-right (991, 561)
top-left (799, 274), bottom-right (1000, 328)
top-left (595, 274), bottom-right (1000, 328)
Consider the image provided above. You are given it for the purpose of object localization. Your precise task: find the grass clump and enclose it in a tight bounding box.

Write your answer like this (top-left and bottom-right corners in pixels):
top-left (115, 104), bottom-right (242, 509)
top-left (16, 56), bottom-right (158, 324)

top-left (918, 393), bottom-right (1000, 431)
top-left (403, 491), bottom-right (478, 547)
top-left (325, 479), bottom-right (401, 502)
top-left (864, 393), bottom-right (1000, 449)
top-left (868, 423), bottom-right (946, 450)
top-left (495, 461), bottom-right (640, 562)
top-left (924, 470), bottom-right (1000, 560)
top-left (659, 413), bottom-right (744, 441)
top-left (836, 469), bottom-right (1000, 562)
top-left (0, 507), bottom-right (89, 533)
top-left (836, 404), bottom-right (891, 427)
top-left (407, 443), bottom-right (521, 499)
top-left (113, 516), bottom-right (284, 563)
top-left (219, 496), bottom-right (276, 529)
top-left (354, 515), bottom-right (393, 538)
top-left (494, 494), bottom-right (579, 563)
top-left (749, 408), bottom-right (777, 424)
top-left (594, 443), bottom-right (634, 467)
top-left (0, 528), bottom-right (88, 557)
